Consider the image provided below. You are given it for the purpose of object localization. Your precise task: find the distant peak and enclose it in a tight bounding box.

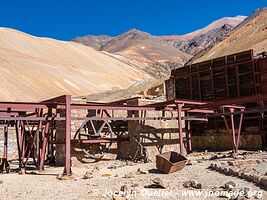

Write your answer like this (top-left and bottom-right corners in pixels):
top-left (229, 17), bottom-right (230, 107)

top-left (251, 7), bottom-right (267, 17)
top-left (124, 28), bottom-right (150, 35)
top-left (116, 28), bottom-right (152, 40)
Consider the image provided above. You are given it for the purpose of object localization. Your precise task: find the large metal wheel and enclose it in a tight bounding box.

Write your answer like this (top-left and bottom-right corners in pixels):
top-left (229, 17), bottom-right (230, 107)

top-left (74, 119), bottom-right (114, 160)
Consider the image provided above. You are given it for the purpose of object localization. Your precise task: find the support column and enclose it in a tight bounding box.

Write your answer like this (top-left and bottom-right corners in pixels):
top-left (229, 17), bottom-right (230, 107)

top-left (230, 108), bottom-right (236, 151)
top-left (64, 95), bottom-right (72, 175)
top-left (236, 108), bottom-right (244, 151)
top-left (15, 121), bottom-right (22, 169)
top-left (0, 125), bottom-right (10, 173)
top-left (186, 118), bottom-right (192, 152)
top-left (39, 109), bottom-right (52, 170)
top-left (4, 126), bottom-right (8, 160)
top-left (176, 103), bottom-right (185, 155)
top-left (222, 106), bottom-right (245, 153)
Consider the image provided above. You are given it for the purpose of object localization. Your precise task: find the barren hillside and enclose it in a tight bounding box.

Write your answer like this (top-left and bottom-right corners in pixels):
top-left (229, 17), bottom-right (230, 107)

top-left (193, 8), bottom-right (267, 63)
top-left (0, 28), bottom-right (150, 102)
top-left (99, 29), bottom-right (190, 77)
top-left (73, 16), bottom-right (245, 75)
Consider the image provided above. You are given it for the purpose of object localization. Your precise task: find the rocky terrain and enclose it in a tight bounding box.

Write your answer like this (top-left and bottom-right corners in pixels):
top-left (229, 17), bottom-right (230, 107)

top-left (192, 8), bottom-right (267, 63)
top-left (157, 15), bottom-right (246, 55)
top-left (0, 138), bottom-right (266, 200)
top-left (97, 29), bottom-right (190, 77)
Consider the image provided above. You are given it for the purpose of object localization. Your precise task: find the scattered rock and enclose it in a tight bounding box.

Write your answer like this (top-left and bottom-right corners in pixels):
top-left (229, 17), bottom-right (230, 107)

top-left (131, 183), bottom-right (139, 187)
top-left (218, 166), bottom-right (225, 172)
top-left (0, 180), bottom-right (3, 184)
top-left (92, 166), bottom-right (100, 172)
top-left (114, 174), bottom-right (118, 177)
top-left (137, 168), bottom-right (148, 174)
top-left (231, 169), bottom-right (240, 177)
top-left (145, 178), bottom-right (169, 189)
top-left (224, 181), bottom-right (236, 191)
top-left (101, 173), bottom-right (112, 177)
top-left (244, 173), bottom-right (254, 181)
top-left (240, 187), bottom-right (253, 199)
top-left (83, 172), bottom-right (93, 179)
top-left (223, 167), bottom-right (230, 175)
top-left (123, 172), bottom-right (134, 178)
top-left (183, 181), bottom-right (192, 188)
top-left (240, 172), bottom-right (246, 179)
top-left (252, 175), bottom-right (261, 184)
top-left (183, 180), bottom-right (202, 189)
top-left (112, 194), bottom-right (123, 200)
top-left (235, 155), bottom-right (245, 160)
top-left (210, 154), bottom-right (227, 160)
top-left (120, 185), bottom-right (128, 197)
top-left (260, 176), bottom-right (267, 187)
top-left (187, 159), bottom-right (196, 165)
top-left (108, 164), bottom-right (118, 169)
top-left (228, 168), bottom-right (235, 175)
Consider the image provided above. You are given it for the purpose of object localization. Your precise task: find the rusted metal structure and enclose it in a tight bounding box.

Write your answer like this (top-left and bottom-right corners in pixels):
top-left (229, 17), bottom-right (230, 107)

top-left (166, 49), bottom-right (267, 149)
top-left (0, 96), bottom-right (218, 175)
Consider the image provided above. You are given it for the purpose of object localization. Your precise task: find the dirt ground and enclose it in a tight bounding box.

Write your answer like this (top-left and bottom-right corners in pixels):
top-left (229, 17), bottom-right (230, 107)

top-left (0, 148), bottom-right (266, 200)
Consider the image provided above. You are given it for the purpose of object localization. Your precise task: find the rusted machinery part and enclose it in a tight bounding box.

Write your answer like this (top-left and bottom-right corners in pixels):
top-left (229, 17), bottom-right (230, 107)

top-left (75, 118), bottom-right (114, 160)
top-left (131, 136), bottom-right (149, 163)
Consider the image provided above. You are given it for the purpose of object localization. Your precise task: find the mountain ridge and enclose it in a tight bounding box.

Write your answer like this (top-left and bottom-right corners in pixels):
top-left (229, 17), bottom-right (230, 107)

top-left (73, 15), bottom-right (246, 71)
top-left (191, 8), bottom-right (267, 63)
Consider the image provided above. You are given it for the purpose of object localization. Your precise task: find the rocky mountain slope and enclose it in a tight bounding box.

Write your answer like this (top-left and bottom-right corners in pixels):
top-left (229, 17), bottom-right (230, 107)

top-left (192, 8), bottom-right (267, 63)
top-left (156, 16), bottom-right (246, 55)
top-left (0, 28), bottom-right (150, 101)
top-left (73, 35), bottom-right (112, 51)
top-left (100, 29), bottom-right (191, 77)
top-left (75, 29), bottom-right (191, 77)
top-left (73, 16), bottom-right (246, 73)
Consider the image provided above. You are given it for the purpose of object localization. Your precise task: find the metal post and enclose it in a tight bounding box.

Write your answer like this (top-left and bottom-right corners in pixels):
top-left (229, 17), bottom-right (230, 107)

top-left (39, 120), bottom-right (50, 170)
top-left (4, 126), bottom-right (8, 159)
top-left (177, 103), bottom-right (184, 155)
top-left (64, 95), bottom-right (72, 175)
top-left (236, 109), bottom-right (244, 151)
top-left (39, 109), bottom-right (52, 170)
top-left (230, 108), bottom-right (237, 152)
top-left (187, 120), bottom-right (192, 152)
top-left (15, 121), bottom-right (22, 169)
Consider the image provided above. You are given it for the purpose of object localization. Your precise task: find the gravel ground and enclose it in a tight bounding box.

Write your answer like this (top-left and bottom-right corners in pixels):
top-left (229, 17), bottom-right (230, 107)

top-left (0, 151), bottom-right (266, 200)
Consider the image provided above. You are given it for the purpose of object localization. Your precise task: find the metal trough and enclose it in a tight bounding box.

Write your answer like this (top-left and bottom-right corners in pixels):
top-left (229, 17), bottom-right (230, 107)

top-left (156, 151), bottom-right (187, 174)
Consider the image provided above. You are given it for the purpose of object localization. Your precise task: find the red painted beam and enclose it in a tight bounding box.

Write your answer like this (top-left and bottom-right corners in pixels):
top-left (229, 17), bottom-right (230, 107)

top-left (64, 95), bottom-right (72, 175)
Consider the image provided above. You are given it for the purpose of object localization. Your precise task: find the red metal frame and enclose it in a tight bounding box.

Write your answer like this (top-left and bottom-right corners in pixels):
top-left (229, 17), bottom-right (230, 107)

top-left (221, 105), bottom-right (245, 152)
top-left (0, 95), bottom-right (246, 175)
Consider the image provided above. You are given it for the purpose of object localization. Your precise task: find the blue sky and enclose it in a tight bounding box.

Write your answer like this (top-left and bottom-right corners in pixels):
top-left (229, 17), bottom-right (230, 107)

top-left (0, 0), bottom-right (266, 40)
